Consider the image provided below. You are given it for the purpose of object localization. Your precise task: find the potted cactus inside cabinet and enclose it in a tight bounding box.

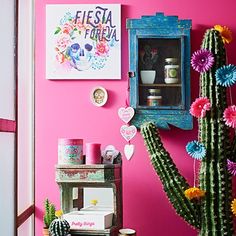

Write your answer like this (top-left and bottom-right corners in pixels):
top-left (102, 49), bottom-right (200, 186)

top-left (141, 25), bottom-right (236, 235)
top-left (43, 199), bottom-right (56, 236)
top-left (139, 44), bottom-right (158, 84)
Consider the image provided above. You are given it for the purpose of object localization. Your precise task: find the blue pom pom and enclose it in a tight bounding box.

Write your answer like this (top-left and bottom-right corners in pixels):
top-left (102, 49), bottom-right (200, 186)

top-left (215, 64), bottom-right (236, 87)
top-left (186, 140), bottom-right (206, 160)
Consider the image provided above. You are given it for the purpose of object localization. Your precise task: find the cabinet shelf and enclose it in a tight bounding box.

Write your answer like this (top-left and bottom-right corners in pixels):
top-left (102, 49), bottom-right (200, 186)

top-left (140, 83), bottom-right (182, 87)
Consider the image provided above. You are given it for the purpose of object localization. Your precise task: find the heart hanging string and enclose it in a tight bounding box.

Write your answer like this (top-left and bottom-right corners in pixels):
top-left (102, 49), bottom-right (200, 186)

top-left (118, 72), bottom-right (136, 160)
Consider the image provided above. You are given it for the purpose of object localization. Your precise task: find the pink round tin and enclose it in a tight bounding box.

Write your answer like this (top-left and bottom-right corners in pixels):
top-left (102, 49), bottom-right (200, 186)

top-left (58, 138), bottom-right (83, 165)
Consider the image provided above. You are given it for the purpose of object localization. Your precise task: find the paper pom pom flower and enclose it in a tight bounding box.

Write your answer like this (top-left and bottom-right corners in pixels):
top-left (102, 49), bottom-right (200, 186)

top-left (223, 105), bottom-right (236, 128)
top-left (191, 49), bottom-right (214, 73)
top-left (227, 159), bottom-right (236, 176)
top-left (190, 97), bottom-right (211, 118)
top-left (186, 140), bottom-right (206, 160)
top-left (231, 199), bottom-right (236, 216)
top-left (214, 25), bottom-right (233, 44)
top-left (184, 187), bottom-right (205, 200)
top-left (215, 64), bottom-right (236, 87)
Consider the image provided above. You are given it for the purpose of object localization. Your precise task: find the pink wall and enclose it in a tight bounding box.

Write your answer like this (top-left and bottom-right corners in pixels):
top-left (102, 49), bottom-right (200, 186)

top-left (35, 0), bottom-right (236, 235)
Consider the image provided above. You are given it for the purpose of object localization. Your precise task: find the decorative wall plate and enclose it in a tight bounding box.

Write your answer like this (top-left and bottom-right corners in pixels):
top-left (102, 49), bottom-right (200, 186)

top-left (90, 86), bottom-right (108, 107)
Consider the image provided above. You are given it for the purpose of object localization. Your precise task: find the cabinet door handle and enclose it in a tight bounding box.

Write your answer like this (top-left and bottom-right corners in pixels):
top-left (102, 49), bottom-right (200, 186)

top-left (128, 71), bottom-right (135, 78)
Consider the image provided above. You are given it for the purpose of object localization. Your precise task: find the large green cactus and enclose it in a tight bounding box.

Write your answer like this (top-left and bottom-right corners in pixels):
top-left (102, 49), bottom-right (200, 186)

top-left (141, 28), bottom-right (235, 235)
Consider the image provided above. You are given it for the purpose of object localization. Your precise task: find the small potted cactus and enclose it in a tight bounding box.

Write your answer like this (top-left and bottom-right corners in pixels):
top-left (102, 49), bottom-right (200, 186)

top-left (49, 210), bottom-right (70, 236)
top-left (139, 44), bottom-right (158, 84)
top-left (43, 199), bottom-right (56, 236)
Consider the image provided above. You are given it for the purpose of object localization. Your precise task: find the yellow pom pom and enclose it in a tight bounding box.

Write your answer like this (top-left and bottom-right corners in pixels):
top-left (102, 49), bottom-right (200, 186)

top-left (214, 25), bottom-right (233, 44)
top-left (231, 199), bottom-right (236, 216)
top-left (55, 210), bottom-right (63, 218)
top-left (90, 199), bottom-right (98, 206)
top-left (184, 187), bottom-right (205, 200)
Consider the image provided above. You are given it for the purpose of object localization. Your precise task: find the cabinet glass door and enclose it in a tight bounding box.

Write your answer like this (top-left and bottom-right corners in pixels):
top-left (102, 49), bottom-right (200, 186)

top-left (138, 37), bottom-right (184, 109)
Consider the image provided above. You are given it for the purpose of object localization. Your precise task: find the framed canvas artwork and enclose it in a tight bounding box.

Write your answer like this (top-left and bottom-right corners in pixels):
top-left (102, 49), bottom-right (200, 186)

top-left (46, 4), bottom-right (121, 80)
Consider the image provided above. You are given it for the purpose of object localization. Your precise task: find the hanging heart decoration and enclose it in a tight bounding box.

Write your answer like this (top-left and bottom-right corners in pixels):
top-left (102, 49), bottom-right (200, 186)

top-left (120, 125), bottom-right (137, 142)
top-left (124, 144), bottom-right (135, 160)
top-left (118, 107), bottom-right (135, 124)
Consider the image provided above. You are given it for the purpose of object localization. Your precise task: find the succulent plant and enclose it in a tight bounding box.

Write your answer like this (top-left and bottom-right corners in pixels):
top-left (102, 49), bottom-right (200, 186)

top-left (49, 218), bottom-right (70, 236)
top-left (43, 199), bottom-right (56, 229)
top-left (139, 44), bottom-right (158, 70)
top-left (140, 28), bottom-right (236, 235)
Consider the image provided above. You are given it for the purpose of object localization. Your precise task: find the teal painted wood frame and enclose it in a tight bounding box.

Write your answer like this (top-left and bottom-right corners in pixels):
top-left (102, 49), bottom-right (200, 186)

top-left (127, 12), bottom-right (192, 130)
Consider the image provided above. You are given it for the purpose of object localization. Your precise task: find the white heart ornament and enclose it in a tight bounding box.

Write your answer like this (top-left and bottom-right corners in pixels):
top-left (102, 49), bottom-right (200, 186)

top-left (120, 125), bottom-right (137, 142)
top-left (124, 144), bottom-right (135, 160)
top-left (118, 107), bottom-right (135, 124)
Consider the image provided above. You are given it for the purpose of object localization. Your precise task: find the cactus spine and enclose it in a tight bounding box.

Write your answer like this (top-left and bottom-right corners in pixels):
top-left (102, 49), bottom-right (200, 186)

top-left (141, 29), bottom-right (234, 235)
top-left (49, 218), bottom-right (70, 236)
top-left (43, 199), bottom-right (56, 229)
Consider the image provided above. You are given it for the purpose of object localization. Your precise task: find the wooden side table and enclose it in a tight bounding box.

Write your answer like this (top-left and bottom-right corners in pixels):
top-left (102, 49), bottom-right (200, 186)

top-left (55, 164), bottom-right (123, 236)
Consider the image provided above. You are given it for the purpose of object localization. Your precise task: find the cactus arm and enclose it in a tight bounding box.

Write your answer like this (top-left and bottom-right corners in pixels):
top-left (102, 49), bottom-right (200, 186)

top-left (43, 199), bottom-right (50, 228)
top-left (141, 122), bottom-right (200, 229)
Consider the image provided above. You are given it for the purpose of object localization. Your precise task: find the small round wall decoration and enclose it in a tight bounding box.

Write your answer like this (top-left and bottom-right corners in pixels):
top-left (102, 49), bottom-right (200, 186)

top-left (90, 86), bottom-right (108, 107)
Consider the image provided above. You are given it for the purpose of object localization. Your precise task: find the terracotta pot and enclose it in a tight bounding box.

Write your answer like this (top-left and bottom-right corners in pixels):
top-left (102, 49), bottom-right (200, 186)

top-left (42, 228), bottom-right (50, 236)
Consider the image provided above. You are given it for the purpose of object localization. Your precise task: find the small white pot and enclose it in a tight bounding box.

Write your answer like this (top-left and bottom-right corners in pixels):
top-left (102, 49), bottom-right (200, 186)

top-left (140, 70), bottom-right (156, 84)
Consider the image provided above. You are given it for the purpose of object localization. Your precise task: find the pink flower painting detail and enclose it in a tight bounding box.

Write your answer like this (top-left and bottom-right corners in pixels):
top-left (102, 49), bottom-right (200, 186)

top-left (56, 34), bottom-right (71, 52)
top-left (223, 105), bottom-right (236, 128)
top-left (95, 41), bottom-right (109, 56)
top-left (62, 22), bottom-right (74, 34)
top-left (190, 97), bottom-right (211, 118)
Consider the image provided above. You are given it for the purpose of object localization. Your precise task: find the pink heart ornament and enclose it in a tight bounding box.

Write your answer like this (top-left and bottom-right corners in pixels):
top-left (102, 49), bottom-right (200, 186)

top-left (118, 107), bottom-right (135, 124)
top-left (124, 144), bottom-right (135, 160)
top-left (120, 125), bottom-right (137, 142)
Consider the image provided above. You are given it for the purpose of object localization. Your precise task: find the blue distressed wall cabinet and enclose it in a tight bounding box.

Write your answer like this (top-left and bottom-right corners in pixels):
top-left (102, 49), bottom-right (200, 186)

top-left (127, 13), bottom-right (192, 130)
